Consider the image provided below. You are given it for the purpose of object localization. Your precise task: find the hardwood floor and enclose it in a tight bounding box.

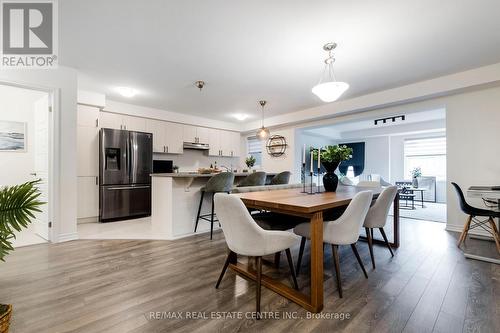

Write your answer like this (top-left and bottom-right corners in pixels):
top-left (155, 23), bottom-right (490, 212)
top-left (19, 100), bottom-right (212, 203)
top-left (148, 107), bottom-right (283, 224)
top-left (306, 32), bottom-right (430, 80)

top-left (0, 218), bottom-right (498, 333)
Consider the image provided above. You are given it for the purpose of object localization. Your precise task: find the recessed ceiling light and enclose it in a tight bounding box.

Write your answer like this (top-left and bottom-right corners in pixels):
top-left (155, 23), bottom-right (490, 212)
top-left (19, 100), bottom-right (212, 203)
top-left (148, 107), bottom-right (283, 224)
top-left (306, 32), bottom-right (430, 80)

top-left (233, 113), bottom-right (249, 121)
top-left (116, 87), bottom-right (137, 98)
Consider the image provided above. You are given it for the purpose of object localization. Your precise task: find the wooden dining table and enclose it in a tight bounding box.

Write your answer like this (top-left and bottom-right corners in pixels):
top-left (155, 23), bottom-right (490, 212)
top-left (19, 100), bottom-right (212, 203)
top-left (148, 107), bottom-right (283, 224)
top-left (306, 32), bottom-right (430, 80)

top-left (232, 185), bottom-right (400, 313)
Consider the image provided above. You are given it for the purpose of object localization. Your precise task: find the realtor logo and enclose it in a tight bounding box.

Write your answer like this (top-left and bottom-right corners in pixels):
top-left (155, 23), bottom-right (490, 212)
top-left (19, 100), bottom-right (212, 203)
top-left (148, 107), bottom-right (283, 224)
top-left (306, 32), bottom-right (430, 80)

top-left (1, 0), bottom-right (58, 68)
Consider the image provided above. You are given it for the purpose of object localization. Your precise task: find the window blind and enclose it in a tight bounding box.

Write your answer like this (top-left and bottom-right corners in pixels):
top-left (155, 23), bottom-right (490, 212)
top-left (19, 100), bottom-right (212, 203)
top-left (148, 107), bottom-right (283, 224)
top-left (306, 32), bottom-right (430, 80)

top-left (247, 136), bottom-right (262, 153)
top-left (404, 137), bottom-right (446, 156)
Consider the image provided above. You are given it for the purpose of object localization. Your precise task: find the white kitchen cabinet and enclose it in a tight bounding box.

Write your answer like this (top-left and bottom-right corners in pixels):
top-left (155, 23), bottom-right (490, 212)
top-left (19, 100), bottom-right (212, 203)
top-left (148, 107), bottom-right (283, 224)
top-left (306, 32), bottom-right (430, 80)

top-left (123, 115), bottom-right (146, 132)
top-left (165, 122), bottom-right (183, 154)
top-left (208, 128), bottom-right (221, 156)
top-left (99, 112), bottom-right (146, 131)
top-left (182, 124), bottom-right (209, 144)
top-left (146, 119), bottom-right (184, 154)
top-left (77, 105), bottom-right (99, 177)
top-left (146, 119), bottom-right (165, 153)
top-left (77, 126), bottom-right (99, 176)
top-left (228, 131), bottom-right (241, 157)
top-left (77, 176), bottom-right (99, 219)
top-left (98, 112), bottom-right (123, 130)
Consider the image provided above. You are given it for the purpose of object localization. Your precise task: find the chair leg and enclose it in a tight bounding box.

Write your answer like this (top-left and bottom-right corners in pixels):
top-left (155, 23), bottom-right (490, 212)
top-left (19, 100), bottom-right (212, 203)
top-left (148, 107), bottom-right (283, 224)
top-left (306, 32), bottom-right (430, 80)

top-left (285, 249), bottom-right (299, 290)
top-left (194, 191), bottom-right (205, 232)
top-left (296, 237), bottom-right (306, 276)
top-left (331, 244), bottom-right (342, 298)
top-left (256, 256), bottom-right (262, 319)
top-left (215, 251), bottom-right (233, 288)
top-left (351, 243), bottom-right (368, 278)
top-left (210, 193), bottom-right (215, 240)
top-left (379, 228), bottom-right (394, 257)
top-left (274, 252), bottom-right (281, 268)
top-left (457, 215), bottom-right (472, 248)
top-left (365, 227), bottom-right (375, 269)
top-left (488, 217), bottom-right (500, 254)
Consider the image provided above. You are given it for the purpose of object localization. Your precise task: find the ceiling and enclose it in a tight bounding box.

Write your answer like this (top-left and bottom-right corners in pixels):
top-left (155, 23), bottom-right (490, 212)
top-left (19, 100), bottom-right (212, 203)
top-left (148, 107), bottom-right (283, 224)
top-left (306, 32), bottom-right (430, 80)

top-left (302, 109), bottom-right (446, 139)
top-left (60, 0), bottom-right (500, 123)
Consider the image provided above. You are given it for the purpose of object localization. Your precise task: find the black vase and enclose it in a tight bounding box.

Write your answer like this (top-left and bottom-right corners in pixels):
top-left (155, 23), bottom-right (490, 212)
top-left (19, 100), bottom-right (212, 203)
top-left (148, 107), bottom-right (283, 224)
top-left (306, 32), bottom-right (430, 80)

top-left (321, 161), bottom-right (341, 192)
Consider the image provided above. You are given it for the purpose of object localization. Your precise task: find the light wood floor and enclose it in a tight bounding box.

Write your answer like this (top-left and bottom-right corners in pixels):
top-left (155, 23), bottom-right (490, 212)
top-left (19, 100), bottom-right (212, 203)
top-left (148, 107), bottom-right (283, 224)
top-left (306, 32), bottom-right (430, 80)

top-left (1, 218), bottom-right (498, 333)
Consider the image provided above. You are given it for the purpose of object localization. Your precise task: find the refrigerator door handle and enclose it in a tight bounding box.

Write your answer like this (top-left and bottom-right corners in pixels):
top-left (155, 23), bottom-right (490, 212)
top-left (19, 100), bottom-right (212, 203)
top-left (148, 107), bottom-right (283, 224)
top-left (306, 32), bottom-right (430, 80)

top-left (106, 186), bottom-right (150, 190)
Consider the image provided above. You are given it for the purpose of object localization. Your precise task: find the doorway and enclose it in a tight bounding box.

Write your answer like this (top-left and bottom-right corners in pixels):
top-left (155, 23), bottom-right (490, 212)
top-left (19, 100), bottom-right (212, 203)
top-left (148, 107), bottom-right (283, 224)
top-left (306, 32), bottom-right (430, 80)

top-left (0, 84), bottom-right (52, 246)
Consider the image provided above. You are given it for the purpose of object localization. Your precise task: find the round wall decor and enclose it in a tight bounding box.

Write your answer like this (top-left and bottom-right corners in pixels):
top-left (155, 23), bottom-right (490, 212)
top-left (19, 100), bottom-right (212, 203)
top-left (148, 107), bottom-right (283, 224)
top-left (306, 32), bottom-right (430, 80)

top-left (266, 135), bottom-right (287, 157)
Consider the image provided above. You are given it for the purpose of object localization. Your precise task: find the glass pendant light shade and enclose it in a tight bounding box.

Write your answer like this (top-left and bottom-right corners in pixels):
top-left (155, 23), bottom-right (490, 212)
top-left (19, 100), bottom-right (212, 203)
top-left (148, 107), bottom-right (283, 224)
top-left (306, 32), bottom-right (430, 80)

top-left (256, 127), bottom-right (270, 140)
top-left (312, 42), bottom-right (349, 103)
top-left (256, 100), bottom-right (270, 140)
top-left (312, 81), bottom-right (349, 102)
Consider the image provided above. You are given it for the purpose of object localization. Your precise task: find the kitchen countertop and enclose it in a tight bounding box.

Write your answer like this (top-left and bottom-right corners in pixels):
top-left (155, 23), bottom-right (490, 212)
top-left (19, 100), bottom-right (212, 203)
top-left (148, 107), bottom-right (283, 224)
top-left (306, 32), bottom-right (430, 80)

top-left (151, 172), bottom-right (277, 178)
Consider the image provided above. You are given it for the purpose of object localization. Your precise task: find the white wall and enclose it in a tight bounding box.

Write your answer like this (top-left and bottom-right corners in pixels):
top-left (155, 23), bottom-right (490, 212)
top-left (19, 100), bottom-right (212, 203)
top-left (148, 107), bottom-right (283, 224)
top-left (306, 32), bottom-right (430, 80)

top-left (0, 66), bottom-right (79, 242)
top-left (0, 85), bottom-right (46, 186)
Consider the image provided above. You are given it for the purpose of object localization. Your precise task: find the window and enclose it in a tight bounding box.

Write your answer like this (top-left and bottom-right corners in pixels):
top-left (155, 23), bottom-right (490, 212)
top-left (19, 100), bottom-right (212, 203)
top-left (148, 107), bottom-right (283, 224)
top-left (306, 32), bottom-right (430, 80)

top-left (247, 136), bottom-right (262, 167)
top-left (404, 137), bottom-right (446, 180)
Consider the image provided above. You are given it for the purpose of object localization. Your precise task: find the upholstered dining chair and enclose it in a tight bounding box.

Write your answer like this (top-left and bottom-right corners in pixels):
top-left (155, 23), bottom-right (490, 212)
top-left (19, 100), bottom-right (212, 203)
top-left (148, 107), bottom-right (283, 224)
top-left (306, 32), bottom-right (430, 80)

top-left (451, 182), bottom-right (500, 253)
top-left (270, 171), bottom-right (291, 185)
top-left (363, 186), bottom-right (398, 269)
top-left (214, 193), bottom-right (300, 317)
top-left (194, 172), bottom-right (235, 240)
top-left (237, 171), bottom-right (267, 187)
top-left (294, 191), bottom-right (373, 298)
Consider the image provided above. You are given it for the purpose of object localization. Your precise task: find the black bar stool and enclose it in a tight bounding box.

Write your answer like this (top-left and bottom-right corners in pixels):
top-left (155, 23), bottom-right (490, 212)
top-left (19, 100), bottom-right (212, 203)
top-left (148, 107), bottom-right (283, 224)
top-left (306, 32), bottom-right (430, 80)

top-left (194, 172), bottom-right (235, 239)
top-left (451, 182), bottom-right (500, 253)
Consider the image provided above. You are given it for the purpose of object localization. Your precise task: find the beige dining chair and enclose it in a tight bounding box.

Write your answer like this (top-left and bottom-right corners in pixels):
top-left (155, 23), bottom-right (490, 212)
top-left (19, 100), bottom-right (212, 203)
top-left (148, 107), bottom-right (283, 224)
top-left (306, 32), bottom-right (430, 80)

top-left (363, 186), bottom-right (398, 269)
top-left (293, 191), bottom-right (373, 298)
top-left (213, 193), bottom-right (300, 318)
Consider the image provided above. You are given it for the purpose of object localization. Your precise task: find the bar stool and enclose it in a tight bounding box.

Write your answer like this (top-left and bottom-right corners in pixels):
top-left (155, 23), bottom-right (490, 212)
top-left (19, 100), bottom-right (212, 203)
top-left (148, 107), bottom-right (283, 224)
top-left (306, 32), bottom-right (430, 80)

top-left (237, 171), bottom-right (267, 187)
top-left (194, 172), bottom-right (235, 239)
top-left (269, 171), bottom-right (291, 185)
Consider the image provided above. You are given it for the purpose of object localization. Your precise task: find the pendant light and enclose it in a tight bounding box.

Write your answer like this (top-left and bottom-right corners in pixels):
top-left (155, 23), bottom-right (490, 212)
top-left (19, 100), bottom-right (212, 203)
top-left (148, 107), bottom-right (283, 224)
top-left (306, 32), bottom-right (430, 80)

top-left (256, 100), bottom-right (270, 140)
top-left (312, 42), bottom-right (349, 102)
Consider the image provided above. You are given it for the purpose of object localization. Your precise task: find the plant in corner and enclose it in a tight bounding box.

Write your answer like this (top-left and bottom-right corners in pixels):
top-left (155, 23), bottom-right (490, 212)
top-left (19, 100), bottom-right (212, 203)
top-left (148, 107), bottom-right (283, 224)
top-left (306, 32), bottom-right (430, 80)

top-left (0, 180), bottom-right (44, 332)
top-left (245, 156), bottom-right (256, 170)
top-left (312, 145), bottom-right (353, 192)
top-left (410, 167), bottom-right (422, 188)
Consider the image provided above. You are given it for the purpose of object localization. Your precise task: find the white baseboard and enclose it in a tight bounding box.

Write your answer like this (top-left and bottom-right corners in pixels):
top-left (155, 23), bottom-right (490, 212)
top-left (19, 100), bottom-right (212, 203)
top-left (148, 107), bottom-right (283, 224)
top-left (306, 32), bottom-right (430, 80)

top-left (77, 217), bottom-right (98, 224)
top-left (56, 232), bottom-right (79, 242)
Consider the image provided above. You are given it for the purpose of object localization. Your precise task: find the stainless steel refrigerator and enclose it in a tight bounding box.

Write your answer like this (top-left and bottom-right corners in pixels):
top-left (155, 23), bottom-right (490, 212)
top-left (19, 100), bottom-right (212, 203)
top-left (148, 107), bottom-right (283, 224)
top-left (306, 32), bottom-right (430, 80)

top-left (99, 128), bottom-right (153, 222)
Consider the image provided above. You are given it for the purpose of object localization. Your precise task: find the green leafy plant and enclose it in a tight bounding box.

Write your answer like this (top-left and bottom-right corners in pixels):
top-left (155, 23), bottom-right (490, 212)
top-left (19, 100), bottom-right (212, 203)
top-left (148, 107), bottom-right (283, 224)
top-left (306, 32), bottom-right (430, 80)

top-left (311, 145), bottom-right (353, 163)
top-left (0, 180), bottom-right (44, 261)
top-left (245, 155), bottom-right (256, 168)
top-left (410, 167), bottom-right (422, 178)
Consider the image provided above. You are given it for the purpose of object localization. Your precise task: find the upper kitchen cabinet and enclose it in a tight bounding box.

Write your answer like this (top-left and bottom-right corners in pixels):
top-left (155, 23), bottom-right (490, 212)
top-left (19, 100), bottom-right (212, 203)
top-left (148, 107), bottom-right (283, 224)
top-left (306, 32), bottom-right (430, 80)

top-left (99, 112), bottom-right (146, 131)
top-left (146, 119), bottom-right (183, 154)
top-left (122, 115), bottom-right (146, 132)
top-left (182, 124), bottom-right (209, 143)
top-left (165, 122), bottom-right (183, 154)
top-left (77, 104), bottom-right (100, 127)
top-left (207, 129), bottom-right (240, 157)
top-left (145, 119), bottom-right (165, 153)
top-left (98, 112), bottom-right (122, 130)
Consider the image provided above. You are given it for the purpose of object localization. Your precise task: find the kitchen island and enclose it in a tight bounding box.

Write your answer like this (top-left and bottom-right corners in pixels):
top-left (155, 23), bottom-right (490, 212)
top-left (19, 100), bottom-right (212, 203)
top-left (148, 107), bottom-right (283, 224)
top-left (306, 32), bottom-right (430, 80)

top-left (151, 172), bottom-right (277, 239)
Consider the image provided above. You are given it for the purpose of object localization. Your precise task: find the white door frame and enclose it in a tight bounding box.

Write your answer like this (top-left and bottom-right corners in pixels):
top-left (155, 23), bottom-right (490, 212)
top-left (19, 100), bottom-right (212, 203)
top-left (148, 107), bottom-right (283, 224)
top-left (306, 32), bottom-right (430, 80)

top-left (0, 79), bottom-right (60, 243)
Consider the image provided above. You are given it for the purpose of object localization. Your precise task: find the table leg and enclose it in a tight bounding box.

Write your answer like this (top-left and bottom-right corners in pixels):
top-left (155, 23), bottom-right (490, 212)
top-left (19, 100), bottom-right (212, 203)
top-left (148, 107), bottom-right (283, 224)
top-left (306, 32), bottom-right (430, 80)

top-left (309, 211), bottom-right (324, 312)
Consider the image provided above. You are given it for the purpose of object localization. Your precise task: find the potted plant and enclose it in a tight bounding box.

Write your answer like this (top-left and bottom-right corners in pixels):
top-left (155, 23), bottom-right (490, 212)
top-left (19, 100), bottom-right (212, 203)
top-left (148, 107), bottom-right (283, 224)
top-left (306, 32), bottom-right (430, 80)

top-left (245, 156), bottom-right (256, 172)
top-left (313, 145), bottom-right (353, 192)
top-left (410, 167), bottom-right (422, 188)
top-left (0, 180), bottom-right (44, 332)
